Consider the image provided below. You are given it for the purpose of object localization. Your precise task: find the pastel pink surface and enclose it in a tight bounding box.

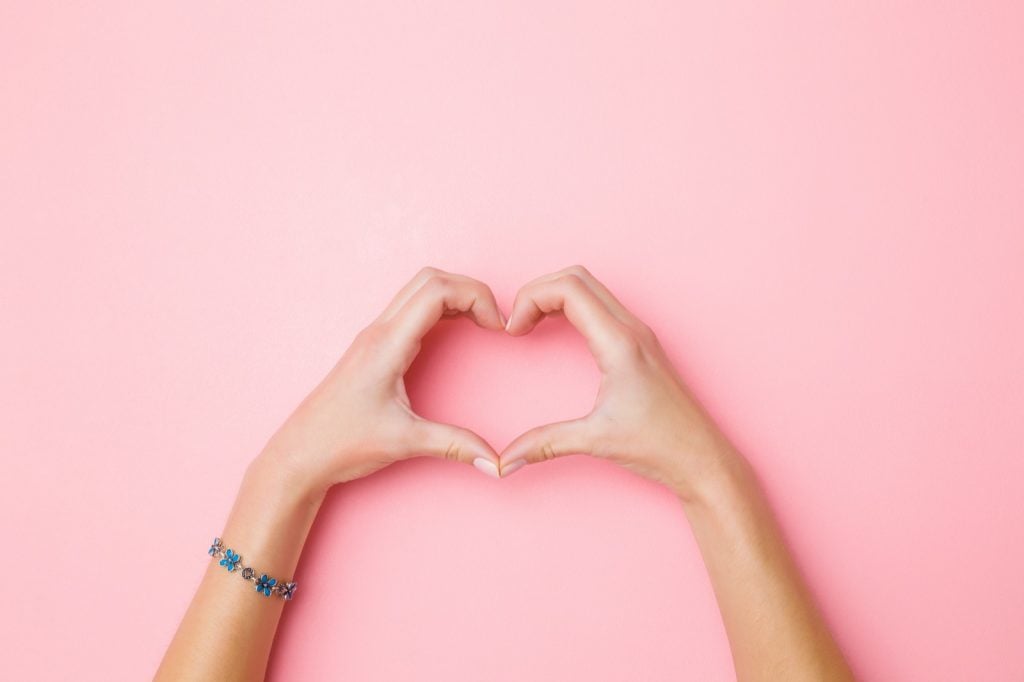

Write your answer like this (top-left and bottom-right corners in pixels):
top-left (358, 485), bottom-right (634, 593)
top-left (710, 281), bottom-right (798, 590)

top-left (2, 2), bottom-right (1023, 680)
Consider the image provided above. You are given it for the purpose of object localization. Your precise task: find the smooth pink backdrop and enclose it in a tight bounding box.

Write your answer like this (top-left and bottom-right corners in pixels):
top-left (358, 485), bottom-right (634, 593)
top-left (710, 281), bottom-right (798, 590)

top-left (2, 2), bottom-right (1023, 680)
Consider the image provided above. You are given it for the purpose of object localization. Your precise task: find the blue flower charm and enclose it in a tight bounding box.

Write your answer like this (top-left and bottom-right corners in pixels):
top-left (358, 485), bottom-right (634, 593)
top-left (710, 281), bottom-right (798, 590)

top-left (208, 537), bottom-right (223, 557)
top-left (219, 549), bottom-right (241, 572)
top-left (279, 582), bottom-right (298, 601)
top-left (255, 574), bottom-right (277, 596)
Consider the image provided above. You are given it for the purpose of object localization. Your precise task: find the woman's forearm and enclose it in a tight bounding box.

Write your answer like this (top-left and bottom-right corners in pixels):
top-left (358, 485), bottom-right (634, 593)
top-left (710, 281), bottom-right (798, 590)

top-left (155, 451), bottom-right (325, 681)
top-left (682, 453), bottom-right (855, 682)
top-left (498, 266), bottom-right (856, 680)
top-left (156, 268), bottom-right (506, 680)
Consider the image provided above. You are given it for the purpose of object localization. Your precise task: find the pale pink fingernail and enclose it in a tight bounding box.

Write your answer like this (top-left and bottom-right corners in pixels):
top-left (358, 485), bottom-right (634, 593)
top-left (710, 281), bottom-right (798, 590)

top-left (473, 458), bottom-right (500, 478)
top-left (498, 310), bottom-right (507, 328)
top-left (504, 313), bottom-right (513, 331)
top-left (500, 459), bottom-right (527, 477)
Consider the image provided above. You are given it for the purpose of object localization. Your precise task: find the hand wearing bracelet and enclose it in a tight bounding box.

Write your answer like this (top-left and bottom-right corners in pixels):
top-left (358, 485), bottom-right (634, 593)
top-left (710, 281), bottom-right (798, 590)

top-left (157, 269), bottom-right (510, 681)
top-left (259, 267), bottom-right (507, 494)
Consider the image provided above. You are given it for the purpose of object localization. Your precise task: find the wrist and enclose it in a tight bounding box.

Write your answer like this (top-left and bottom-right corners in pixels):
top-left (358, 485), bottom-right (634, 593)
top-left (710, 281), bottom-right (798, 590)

top-left (215, 453), bottom-right (326, 582)
top-left (249, 451), bottom-right (328, 505)
top-left (669, 438), bottom-right (753, 509)
top-left (251, 439), bottom-right (334, 506)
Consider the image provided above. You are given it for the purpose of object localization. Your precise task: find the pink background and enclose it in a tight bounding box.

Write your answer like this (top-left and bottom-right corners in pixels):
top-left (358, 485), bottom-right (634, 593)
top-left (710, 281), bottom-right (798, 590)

top-left (2, 2), bottom-right (1023, 680)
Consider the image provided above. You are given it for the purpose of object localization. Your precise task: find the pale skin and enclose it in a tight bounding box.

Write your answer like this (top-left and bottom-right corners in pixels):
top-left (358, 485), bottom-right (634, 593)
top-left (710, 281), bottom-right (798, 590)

top-left (156, 265), bottom-right (855, 682)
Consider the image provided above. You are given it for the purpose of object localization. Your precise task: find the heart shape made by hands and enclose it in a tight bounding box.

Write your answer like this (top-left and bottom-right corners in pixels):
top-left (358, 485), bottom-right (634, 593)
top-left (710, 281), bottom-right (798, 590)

top-left (403, 311), bottom-right (601, 461)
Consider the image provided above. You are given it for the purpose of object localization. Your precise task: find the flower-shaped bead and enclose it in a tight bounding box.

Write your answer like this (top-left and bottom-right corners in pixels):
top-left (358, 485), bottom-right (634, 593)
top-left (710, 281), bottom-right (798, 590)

top-left (255, 574), bottom-right (277, 597)
top-left (278, 582), bottom-right (298, 601)
top-left (219, 549), bottom-right (241, 572)
top-left (208, 537), bottom-right (223, 557)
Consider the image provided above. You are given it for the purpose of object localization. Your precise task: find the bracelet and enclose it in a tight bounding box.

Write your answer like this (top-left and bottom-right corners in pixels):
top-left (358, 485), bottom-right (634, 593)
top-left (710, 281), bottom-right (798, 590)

top-left (207, 537), bottom-right (298, 601)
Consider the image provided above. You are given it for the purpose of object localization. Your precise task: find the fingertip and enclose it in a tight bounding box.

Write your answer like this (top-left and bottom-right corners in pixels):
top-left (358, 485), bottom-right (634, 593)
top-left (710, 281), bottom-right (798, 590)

top-left (471, 292), bottom-right (506, 332)
top-left (499, 458), bottom-right (527, 478)
top-left (467, 435), bottom-right (501, 478)
top-left (473, 457), bottom-right (500, 478)
top-left (465, 307), bottom-right (505, 333)
top-left (503, 311), bottom-right (532, 336)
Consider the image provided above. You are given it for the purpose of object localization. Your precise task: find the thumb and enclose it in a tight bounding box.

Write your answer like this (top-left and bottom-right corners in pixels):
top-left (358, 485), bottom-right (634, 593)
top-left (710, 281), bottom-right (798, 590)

top-left (410, 419), bottom-right (502, 478)
top-left (499, 417), bottom-right (592, 477)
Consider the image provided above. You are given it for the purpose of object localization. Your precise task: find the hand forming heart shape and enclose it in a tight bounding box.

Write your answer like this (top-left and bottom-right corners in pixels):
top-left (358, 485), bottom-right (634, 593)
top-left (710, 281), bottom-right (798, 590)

top-left (261, 265), bottom-right (742, 505)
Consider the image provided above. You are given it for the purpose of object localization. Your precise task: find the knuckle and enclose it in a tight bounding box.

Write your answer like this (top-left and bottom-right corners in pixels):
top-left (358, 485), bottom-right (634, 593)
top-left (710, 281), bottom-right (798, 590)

top-left (361, 321), bottom-right (406, 363)
top-left (465, 279), bottom-right (487, 298)
top-left (444, 439), bottom-right (461, 462)
top-left (636, 320), bottom-right (658, 344)
top-left (539, 440), bottom-right (558, 462)
top-left (417, 265), bottom-right (441, 279)
top-left (606, 328), bottom-right (645, 364)
top-left (515, 280), bottom-right (544, 305)
top-left (564, 264), bottom-right (591, 278)
top-left (423, 274), bottom-right (453, 295)
top-left (356, 321), bottom-right (388, 345)
top-left (557, 272), bottom-right (587, 293)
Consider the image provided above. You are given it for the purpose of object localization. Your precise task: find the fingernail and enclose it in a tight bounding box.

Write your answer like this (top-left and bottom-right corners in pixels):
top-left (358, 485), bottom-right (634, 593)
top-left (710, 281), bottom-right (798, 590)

top-left (504, 313), bottom-right (513, 331)
top-left (500, 459), bottom-right (527, 478)
top-left (473, 458), bottom-right (500, 478)
top-left (498, 310), bottom-right (507, 328)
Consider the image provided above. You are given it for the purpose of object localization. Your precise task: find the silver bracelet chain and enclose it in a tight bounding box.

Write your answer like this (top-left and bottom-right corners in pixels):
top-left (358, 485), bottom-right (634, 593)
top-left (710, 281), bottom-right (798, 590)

top-left (208, 537), bottom-right (298, 601)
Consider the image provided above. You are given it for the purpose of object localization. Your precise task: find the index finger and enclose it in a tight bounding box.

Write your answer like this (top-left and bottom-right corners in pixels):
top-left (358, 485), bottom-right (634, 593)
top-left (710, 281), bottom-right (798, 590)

top-left (387, 274), bottom-right (505, 371)
top-left (530, 265), bottom-right (641, 328)
top-left (505, 272), bottom-right (637, 372)
top-left (376, 266), bottom-right (494, 323)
